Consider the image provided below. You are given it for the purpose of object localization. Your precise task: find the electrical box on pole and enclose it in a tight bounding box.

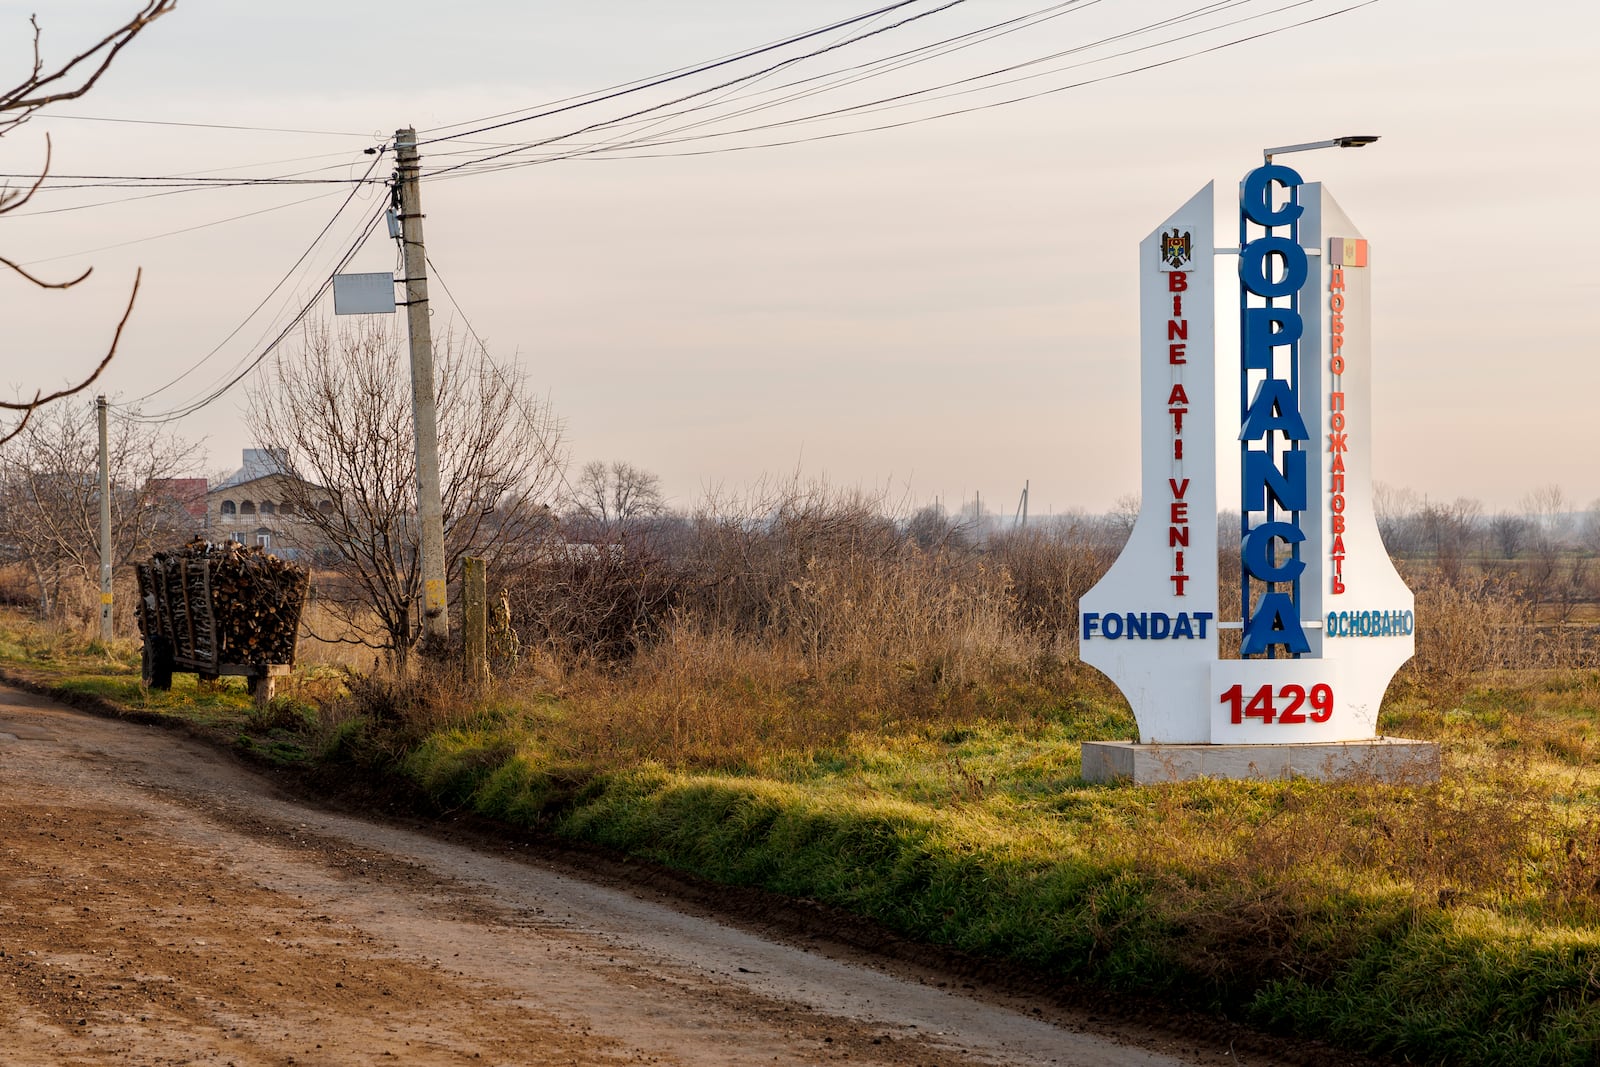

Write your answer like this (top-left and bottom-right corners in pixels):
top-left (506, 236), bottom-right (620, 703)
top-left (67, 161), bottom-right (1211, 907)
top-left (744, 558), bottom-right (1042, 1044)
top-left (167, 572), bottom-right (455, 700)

top-left (394, 128), bottom-right (450, 643)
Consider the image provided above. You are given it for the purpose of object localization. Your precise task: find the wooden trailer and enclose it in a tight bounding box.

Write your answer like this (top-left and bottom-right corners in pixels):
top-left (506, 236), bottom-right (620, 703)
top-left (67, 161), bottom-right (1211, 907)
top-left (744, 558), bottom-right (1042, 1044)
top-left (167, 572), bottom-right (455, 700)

top-left (135, 541), bottom-right (309, 707)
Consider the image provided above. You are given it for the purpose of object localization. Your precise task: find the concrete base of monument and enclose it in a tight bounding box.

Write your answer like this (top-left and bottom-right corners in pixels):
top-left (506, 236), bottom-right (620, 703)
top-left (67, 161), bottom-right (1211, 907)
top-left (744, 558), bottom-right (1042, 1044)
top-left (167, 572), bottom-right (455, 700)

top-left (1081, 738), bottom-right (1440, 785)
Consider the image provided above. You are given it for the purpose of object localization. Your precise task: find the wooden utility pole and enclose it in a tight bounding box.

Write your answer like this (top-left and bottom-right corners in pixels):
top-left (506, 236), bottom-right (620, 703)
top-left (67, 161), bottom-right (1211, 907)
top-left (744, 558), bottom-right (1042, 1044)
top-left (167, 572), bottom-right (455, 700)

top-left (394, 127), bottom-right (450, 643)
top-left (97, 395), bottom-right (113, 642)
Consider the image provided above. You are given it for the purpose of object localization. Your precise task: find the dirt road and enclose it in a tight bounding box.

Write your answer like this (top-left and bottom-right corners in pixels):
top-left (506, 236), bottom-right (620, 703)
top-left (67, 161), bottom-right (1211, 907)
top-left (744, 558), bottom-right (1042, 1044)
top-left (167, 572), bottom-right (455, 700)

top-left (0, 683), bottom-right (1264, 1066)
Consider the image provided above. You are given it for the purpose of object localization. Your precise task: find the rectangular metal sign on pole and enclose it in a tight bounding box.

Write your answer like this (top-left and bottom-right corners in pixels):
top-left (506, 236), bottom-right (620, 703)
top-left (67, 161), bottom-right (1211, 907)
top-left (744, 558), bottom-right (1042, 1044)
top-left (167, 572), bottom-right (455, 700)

top-left (332, 272), bottom-right (397, 316)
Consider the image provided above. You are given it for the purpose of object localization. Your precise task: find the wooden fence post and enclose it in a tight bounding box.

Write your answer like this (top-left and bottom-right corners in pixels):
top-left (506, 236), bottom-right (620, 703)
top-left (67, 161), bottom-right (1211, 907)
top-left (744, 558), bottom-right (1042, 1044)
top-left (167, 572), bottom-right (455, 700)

top-left (463, 557), bottom-right (488, 688)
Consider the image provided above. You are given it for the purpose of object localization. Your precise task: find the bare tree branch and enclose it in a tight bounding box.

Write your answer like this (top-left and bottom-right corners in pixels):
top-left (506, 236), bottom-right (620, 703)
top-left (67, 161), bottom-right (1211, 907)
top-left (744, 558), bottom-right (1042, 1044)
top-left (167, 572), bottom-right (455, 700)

top-left (0, 269), bottom-right (141, 447)
top-left (1, 2), bottom-right (178, 136)
top-left (0, 251), bottom-right (92, 290)
top-left (1, 136), bottom-right (94, 285)
top-left (299, 623), bottom-right (387, 649)
top-left (2, 4), bottom-right (172, 448)
top-left (0, 134), bottom-right (59, 217)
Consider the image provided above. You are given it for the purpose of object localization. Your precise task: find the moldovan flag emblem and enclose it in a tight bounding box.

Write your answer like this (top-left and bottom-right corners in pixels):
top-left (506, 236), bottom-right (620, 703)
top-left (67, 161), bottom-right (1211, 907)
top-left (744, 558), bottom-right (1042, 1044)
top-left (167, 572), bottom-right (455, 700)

top-left (1330, 237), bottom-right (1368, 267)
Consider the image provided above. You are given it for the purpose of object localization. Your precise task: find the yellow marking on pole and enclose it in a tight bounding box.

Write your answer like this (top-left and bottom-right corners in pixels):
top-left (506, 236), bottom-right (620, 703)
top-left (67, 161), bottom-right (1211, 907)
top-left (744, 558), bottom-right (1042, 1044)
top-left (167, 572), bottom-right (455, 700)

top-left (424, 578), bottom-right (447, 611)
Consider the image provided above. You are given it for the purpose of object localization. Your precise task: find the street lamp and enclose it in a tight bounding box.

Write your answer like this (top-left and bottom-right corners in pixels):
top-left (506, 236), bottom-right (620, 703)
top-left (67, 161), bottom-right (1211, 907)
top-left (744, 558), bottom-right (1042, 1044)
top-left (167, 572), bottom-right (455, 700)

top-left (1262, 134), bottom-right (1379, 164)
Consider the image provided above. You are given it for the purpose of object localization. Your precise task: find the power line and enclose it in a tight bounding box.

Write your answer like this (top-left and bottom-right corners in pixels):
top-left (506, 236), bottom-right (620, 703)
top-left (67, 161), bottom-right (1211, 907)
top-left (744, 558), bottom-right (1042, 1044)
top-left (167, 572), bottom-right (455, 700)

top-left (739, 0), bottom-right (1338, 130)
top-left (440, 0), bottom-right (1378, 174)
top-left (2, 172), bottom-right (379, 186)
top-left (424, 252), bottom-right (576, 504)
top-left (422, 0), bottom-right (974, 180)
top-left (124, 152), bottom-right (390, 407)
top-left (596, 0), bottom-right (1098, 138)
top-left (32, 113), bottom-right (373, 137)
top-left (12, 175), bottom-right (325, 220)
top-left (18, 188), bottom-right (344, 266)
top-left (125, 204), bottom-right (384, 423)
top-left (10, 148), bottom-right (390, 218)
top-left (414, 3), bottom-right (927, 142)
top-left (13, 1), bottom-right (992, 194)
top-left (121, 198), bottom-right (388, 424)
top-left (434, 0), bottom-right (1125, 172)
top-left (414, 0), bottom-right (949, 148)
top-left (577, 0), bottom-right (1210, 148)
top-left (404, 0), bottom-right (1091, 175)
top-left (526, 5), bottom-right (909, 166)
top-left (638, 0), bottom-right (1321, 146)
top-left (14, 0), bottom-right (1373, 200)
top-left (12, 2), bottom-right (1341, 198)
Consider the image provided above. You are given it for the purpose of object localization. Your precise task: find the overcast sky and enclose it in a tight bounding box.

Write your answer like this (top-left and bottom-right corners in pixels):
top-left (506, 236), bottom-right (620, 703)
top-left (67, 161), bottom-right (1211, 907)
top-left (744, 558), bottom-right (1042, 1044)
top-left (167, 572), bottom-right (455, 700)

top-left (4, 0), bottom-right (1596, 515)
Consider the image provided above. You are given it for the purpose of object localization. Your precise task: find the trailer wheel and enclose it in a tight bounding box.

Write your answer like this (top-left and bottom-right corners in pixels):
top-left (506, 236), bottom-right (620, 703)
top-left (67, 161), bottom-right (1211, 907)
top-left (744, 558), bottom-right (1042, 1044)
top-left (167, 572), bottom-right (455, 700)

top-left (143, 636), bottom-right (174, 690)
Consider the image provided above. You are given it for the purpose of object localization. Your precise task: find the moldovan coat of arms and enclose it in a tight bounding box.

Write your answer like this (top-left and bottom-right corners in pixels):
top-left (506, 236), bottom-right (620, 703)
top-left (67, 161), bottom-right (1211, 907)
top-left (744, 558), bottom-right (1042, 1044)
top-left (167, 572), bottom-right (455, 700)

top-left (1159, 228), bottom-right (1193, 271)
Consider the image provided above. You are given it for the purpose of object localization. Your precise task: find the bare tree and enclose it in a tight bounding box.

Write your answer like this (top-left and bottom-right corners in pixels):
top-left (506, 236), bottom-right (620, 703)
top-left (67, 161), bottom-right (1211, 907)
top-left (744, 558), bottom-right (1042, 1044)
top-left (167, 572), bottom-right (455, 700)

top-left (1521, 484), bottom-right (1573, 617)
top-left (1523, 484), bottom-right (1573, 546)
top-left (1584, 501), bottom-right (1600, 610)
top-left (246, 320), bottom-right (564, 665)
top-left (1, 2), bottom-right (175, 445)
top-left (1581, 499), bottom-right (1600, 556)
top-left (905, 501), bottom-right (970, 551)
top-left (0, 398), bottom-right (193, 618)
top-left (1372, 482), bottom-right (1421, 555)
top-left (1489, 511), bottom-right (1531, 560)
top-left (1418, 497), bottom-right (1482, 584)
top-left (569, 460), bottom-right (666, 532)
top-left (1553, 556), bottom-right (1590, 626)
top-left (1106, 492), bottom-right (1141, 547)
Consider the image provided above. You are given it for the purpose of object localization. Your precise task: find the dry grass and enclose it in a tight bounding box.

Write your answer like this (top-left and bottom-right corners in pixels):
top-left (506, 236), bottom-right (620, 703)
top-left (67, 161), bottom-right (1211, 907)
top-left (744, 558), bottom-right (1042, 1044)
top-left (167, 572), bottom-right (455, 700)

top-left (491, 487), bottom-right (1115, 769)
top-left (296, 599), bottom-right (388, 669)
top-left (480, 490), bottom-right (1595, 774)
top-left (1399, 568), bottom-right (1600, 702)
top-left (521, 616), bottom-right (1097, 770)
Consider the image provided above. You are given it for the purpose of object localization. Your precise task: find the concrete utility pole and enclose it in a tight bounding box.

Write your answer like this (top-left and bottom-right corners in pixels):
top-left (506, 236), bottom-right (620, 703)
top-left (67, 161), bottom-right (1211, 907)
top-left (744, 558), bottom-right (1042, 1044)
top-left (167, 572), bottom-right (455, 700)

top-left (97, 395), bottom-right (113, 642)
top-left (394, 127), bottom-right (450, 644)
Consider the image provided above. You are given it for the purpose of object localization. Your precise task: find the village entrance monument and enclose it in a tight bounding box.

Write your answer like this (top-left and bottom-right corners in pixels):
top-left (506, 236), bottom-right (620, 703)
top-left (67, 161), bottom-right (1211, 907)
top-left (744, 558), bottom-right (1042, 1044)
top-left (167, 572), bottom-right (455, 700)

top-left (1078, 161), bottom-right (1439, 783)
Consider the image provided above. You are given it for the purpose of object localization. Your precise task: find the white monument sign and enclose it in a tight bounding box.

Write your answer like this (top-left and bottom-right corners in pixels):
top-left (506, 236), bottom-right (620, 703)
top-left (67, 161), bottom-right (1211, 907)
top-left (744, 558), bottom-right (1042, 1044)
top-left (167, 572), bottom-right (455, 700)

top-left (1080, 164), bottom-right (1429, 779)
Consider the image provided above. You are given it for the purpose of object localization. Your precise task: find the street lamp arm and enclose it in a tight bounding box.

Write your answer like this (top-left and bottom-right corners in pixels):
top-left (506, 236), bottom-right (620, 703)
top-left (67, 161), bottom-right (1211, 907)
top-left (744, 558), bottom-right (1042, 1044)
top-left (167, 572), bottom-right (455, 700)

top-left (1262, 135), bottom-right (1380, 164)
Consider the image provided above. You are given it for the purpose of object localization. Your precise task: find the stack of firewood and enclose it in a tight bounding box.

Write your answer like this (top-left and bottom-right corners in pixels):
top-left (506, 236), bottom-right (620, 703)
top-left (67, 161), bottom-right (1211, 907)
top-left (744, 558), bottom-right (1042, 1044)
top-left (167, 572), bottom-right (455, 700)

top-left (138, 540), bottom-right (309, 667)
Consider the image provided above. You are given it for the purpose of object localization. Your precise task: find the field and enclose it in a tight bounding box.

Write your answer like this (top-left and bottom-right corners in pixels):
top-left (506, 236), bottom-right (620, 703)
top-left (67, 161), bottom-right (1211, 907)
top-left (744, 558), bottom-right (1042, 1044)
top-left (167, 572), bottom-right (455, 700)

top-left (2, 516), bottom-right (1599, 1066)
